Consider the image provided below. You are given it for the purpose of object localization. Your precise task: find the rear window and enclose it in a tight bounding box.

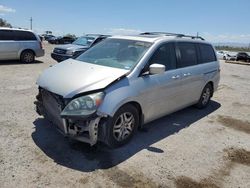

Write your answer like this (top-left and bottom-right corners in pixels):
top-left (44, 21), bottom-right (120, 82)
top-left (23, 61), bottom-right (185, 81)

top-left (14, 31), bottom-right (37, 41)
top-left (0, 30), bottom-right (14, 40)
top-left (199, 44), bottom-right (216, 63)
top-left (177, 42), bottom-right (197, 68)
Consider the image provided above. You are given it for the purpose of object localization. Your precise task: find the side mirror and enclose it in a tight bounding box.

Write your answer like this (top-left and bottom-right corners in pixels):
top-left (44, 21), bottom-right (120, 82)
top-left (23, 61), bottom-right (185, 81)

top-left (149, 64), bottom-right (165, 75)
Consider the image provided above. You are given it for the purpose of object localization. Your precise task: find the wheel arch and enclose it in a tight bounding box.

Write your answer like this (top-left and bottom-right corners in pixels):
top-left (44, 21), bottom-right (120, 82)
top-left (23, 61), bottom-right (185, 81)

top-left (206, 81), bottom-right (214, 97)
top-left (107, 100), bottom-right (144, 129)
top-left (126, 101), bottom-right (143, 128)
top-left (19, 49), bottom-right (36, 59)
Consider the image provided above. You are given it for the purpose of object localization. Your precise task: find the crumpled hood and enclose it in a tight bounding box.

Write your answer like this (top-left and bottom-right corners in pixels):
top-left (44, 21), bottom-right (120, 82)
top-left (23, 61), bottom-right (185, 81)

top-left (37, 59), bottom-right (129, 98)
top-left (56, 44), bottom-right (88, 51)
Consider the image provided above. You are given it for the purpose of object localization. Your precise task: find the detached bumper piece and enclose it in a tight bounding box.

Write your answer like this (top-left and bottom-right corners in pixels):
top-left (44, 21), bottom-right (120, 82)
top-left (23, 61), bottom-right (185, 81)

top-left (35, 88), bottom-right (100, 146)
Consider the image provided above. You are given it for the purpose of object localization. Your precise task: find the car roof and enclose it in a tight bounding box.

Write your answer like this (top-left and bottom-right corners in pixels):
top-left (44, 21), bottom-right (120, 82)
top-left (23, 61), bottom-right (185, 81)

top-left (0, 27), bottom-right (33, 32)
top-left (85, 34), bottom-right (111, 38)
top-left (110, 34), bottom-right (209, 44)
top-left (110, 35), bottom-right (165, 42)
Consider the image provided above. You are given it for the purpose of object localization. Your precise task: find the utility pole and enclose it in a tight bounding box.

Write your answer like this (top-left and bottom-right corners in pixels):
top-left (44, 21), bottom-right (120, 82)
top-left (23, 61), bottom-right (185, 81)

top-left (196, 32), bottom-right (199, 37)
top-left (30, 17), bottom-right (32, 30)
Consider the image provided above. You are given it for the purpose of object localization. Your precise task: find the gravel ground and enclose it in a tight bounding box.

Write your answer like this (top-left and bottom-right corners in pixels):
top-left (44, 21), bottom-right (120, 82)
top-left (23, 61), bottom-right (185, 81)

top-left (0, 42), bottom-right (250, 188)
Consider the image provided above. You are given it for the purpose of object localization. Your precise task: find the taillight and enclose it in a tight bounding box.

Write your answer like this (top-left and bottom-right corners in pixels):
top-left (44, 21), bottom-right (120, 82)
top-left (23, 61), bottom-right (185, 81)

top-left (40, 41), bottom-right (43, 49)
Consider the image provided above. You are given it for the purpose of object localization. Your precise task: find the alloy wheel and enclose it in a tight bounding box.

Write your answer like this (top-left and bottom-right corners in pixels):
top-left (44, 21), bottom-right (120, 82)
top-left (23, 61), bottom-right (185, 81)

top-left (202, 87), bottom-right (211, 105)
top-left (113, 112), bottom-right (135, 142)
top-left (23, 52), bottom-right (34, 63)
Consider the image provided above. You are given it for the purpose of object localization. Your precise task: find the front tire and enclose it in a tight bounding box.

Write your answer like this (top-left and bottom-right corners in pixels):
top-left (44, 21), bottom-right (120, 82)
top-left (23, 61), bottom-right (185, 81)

top-left (20, 50), bottom-right (35, 63)
top-left (106, 104), bottom-right (139, 148)
top-left (195, 84), bottom-right (213, 109)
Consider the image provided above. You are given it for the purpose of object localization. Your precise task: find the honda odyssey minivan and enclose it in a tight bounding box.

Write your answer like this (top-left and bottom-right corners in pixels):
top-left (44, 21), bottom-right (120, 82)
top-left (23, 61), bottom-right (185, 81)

top-left (35, 32), bottom-right (220, 148)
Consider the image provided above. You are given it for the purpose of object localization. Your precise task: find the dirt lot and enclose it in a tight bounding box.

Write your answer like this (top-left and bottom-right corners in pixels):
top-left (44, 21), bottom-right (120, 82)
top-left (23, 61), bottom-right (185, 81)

top-left (0, 42), bottom-right (250, 188)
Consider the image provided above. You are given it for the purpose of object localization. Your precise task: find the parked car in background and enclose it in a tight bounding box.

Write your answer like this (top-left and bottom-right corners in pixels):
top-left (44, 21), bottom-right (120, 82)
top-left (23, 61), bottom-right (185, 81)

top-left (225, 52), bottom-right (237, 60)
top-left (35, 32), bottom-right (220, 148)
top-left (236, 52), bottom-right (250, 62)
top-left (216, 51), bottom-right (226, 59)
top-left (51, 34), bottom-right (110, 62)
top-left (216, 50), bottom-right (237, 60)
top-left (0, 27), bottom-right (44, 63)
top-left (48, 36), bottom-right (76, 44)
top-left (42, 34), bottom-right (55, 41)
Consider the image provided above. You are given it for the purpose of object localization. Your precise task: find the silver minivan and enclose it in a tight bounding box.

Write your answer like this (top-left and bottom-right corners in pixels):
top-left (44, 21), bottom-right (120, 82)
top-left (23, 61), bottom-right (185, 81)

top-left (35, 32), bottom-right (220, 148)
top-left (0, 27), bottom-right (44, 63)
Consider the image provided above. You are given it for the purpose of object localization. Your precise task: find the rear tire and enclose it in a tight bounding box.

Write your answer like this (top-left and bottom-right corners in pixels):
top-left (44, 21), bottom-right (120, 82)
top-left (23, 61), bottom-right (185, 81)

top-left (105, 104), bottom-right (139, 148)
top-left (20, 50), bottom-right (35, 63)
top-left (195, 83), bottom-right (213, 109)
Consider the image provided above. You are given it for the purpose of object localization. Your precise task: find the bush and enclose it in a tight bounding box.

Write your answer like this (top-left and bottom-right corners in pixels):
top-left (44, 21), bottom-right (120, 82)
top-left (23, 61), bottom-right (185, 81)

top-left (0, 18), bottom-right (12, 27)
top-left (215, 45), bottom-right (250, 52)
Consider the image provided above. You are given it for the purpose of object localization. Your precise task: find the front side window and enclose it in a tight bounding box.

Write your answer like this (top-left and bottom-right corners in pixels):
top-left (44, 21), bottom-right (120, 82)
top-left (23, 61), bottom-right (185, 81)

top-left (199, 43), bottom-right (216, 63)
top-left (148, 43), bottom-right (176, 71)
top-left (177, 42), bottom-right (197, 68)
top-left (76, 38), bottom-right (152, 70)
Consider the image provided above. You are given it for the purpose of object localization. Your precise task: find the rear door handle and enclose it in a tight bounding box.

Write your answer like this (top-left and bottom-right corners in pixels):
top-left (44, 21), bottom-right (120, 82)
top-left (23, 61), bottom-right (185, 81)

top-left (183, 73), bottom-right (191, 77)
top-left (172, 75), bottom-right (180, 79)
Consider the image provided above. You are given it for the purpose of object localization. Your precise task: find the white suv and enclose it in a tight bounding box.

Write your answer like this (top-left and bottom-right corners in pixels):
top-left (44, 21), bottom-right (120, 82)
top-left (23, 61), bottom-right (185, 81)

top-left (0, 27), bottom-right (44, 63)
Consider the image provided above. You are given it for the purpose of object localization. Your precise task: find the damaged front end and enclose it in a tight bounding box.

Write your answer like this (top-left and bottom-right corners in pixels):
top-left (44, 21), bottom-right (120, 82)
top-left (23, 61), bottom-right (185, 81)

top-left (35, 88), bottom-right (106, 146)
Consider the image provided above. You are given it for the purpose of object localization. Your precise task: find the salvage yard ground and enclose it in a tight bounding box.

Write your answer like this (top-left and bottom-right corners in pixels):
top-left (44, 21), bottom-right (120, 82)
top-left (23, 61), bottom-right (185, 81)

top-left (0, 42), bottom-right (250, 188)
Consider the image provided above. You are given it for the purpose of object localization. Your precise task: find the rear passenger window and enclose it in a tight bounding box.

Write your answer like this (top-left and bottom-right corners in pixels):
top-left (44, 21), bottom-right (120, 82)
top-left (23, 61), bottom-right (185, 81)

top-left (177, 42), bottom-right (197, 68)
top-left (199, 44), bottom-right (216, 63)
top-left (0, 30), bottom-right (14, 40)
top-left (14, 31), bottom-right (37, 41)
top-left (149, 43), bottom-right (176, 71)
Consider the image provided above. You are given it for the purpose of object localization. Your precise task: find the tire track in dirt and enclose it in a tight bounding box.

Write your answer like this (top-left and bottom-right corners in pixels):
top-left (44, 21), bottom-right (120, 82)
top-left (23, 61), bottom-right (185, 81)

top-left (175, 147), bottom-right (250, 188)
top-left (217, 115), bottom-right (250, 134)
top-left (103, 166), bottom-right (160, 188)
top-left (175, 114), bottom-right (250, 188)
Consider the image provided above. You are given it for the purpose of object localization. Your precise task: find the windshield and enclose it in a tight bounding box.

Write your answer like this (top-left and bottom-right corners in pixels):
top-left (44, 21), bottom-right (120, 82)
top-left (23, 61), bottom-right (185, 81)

top-left (73, 36), bottom-right (95, 46)
top-left (76, 38), bottom-right (152, 70)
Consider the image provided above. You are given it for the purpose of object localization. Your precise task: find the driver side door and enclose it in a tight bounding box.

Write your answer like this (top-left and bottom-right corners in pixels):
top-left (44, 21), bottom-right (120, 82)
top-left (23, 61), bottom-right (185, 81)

top-left (137, 42), bottom-right (184, 123)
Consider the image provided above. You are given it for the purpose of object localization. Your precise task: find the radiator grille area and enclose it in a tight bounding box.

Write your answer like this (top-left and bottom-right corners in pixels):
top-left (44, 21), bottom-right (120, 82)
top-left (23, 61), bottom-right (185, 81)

top-left (41, 89), bottom-right (66, 133)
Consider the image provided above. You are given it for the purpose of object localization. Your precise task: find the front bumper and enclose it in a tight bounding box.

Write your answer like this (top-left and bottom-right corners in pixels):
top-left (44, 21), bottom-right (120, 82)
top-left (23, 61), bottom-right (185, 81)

top-left (35, 88), bottom-right (101, 145)
top-left (51, 53), bottom-right (72, 62)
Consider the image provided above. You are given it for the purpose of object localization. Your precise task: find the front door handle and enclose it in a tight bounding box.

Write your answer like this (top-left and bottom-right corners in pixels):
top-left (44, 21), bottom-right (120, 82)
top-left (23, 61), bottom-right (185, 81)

top-left (172, 75), bottom-right (180, 79)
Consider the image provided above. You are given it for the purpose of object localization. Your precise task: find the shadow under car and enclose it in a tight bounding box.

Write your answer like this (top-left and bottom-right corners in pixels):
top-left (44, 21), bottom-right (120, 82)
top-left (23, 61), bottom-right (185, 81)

top-left (0, 60), bottom-right (44, 65)
top-left (32, 100), bottom-right (221, 172)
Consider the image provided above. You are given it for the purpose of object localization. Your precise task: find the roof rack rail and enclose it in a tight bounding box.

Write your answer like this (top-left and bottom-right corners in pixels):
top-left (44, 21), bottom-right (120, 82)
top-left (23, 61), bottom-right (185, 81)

top-left (140, 32), bottom-right (205, 41)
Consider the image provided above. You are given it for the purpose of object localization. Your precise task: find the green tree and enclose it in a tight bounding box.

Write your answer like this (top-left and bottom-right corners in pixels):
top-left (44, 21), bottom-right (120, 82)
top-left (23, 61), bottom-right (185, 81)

top-left (215, 45), bottom-right (250, 52)
top-left (0, 18), bottom-right (12, 27)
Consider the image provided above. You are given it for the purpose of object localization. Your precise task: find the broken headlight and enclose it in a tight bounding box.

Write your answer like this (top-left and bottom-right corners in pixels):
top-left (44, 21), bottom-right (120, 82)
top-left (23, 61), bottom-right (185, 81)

top-left (61, 92), bottom-right (104, 116)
